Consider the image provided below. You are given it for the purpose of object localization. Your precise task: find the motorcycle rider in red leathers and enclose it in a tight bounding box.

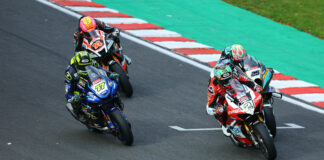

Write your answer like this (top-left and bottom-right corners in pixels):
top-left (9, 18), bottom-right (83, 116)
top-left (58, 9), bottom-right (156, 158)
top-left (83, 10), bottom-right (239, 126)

top-left (206, 59), bottom-right (263, 136)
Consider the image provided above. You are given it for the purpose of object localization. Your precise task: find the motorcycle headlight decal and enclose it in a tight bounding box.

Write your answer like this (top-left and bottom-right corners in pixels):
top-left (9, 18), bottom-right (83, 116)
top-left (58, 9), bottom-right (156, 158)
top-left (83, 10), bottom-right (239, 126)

top-left (251, 70), bottom-right (260, 76)
top-left (87, 92), bottom-right (97, 101)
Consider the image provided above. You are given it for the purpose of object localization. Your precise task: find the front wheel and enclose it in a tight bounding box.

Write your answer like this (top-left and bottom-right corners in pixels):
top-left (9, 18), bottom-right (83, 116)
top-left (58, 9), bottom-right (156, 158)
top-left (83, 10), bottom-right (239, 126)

top-left (109, 109), bottom-right (133, 146)
top-left (263, 107), bottom-right (277, 138)
top-left (253, 123), bottom-right (277, 160)
top-left (110, 63), bottom-right (133, 97)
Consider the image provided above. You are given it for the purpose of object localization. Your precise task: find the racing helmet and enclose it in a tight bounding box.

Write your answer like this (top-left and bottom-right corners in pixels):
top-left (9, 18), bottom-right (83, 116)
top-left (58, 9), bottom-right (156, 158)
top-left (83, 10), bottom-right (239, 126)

top-left (75, 51), bottom-right (93, 76)
top-left (230, 44), bottom-right (246, 68)
top-left (214, 64), bottom-right (233, 88)
top-left (80, 16), bottom-right (97, 33)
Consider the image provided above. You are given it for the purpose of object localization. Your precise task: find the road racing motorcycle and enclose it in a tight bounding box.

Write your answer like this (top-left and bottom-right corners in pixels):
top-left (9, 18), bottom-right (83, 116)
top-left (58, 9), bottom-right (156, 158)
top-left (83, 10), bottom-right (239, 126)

top-left (223, 79), bottom-right (276, 160)
top-left (81, 29), bottom-right (133, 97)
top-left (66, 66), bottom-right (133, 146)
top-left (242, 55), bottom-right (282, 138)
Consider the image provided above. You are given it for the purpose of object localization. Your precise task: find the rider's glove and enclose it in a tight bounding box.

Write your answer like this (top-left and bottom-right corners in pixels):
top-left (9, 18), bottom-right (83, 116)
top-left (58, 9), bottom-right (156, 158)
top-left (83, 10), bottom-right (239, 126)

top-left (109, 73), bottom-right (119, 82)
top-left (112, 28), bottom-right (120, 37)
top-left (68, 91), bottom-right (80, 103)
top-left (124, 55), bottom-right (132, 65)
top-left (254, 84), bottom-right (263, 93)
top-left (206, 105), bottom-right (216, 116)
top-left (215, 103), bottom-right (225, 115)
top-left (73, 32), bottom-right (79, 40)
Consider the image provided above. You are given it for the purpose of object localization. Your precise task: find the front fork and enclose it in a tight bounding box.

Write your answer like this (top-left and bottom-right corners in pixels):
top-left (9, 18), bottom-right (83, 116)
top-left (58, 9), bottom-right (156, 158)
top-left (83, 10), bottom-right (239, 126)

top-left (105, 106), bottom-right (128, 130)
top-left (242, 114), bottom-right (264, 147)
top-left (101, 110), bottom-right (116, 130)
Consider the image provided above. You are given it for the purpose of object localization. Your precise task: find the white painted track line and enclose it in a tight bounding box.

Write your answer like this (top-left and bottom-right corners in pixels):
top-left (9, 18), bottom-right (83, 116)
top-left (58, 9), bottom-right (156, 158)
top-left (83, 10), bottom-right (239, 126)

top-left (126, 30), bottom-right (182, 37)
top-left (292, 93), bottom-right (324, 102)
top-left (169, 123), bottom-right (305, 132)
top-left (154, 41), bottom-right (212, 49)
top-left (66, 6), bottom-right (119, 12)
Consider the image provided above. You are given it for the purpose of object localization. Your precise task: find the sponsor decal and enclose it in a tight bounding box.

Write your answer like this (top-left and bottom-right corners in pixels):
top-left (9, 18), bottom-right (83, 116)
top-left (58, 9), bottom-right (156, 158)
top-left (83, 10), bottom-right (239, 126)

top-left (239, 96), bottom-right (248, 102)
top-left (78, 79), bottom-right (86, 87)
top-left (242, 102), bottom-right (253, 110)
top-left (65, 71), bottom-right (72, 80)
top-left (231, 127), bottom-right (240, 134)
top-left (229, 108), bottom-right (241, 114)
top-left (92, 78), bottom-right (101, 84)
top-left (254, 94), bottom-right (262, 102)
top-left (208, 86), bottom-right (215, 95)
top-left (251, 70), bottom-right (260, 76)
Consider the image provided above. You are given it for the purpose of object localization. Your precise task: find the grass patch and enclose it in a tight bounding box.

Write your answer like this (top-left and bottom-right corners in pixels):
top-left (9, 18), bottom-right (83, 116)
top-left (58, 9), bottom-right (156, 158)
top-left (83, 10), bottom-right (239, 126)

top-left (222, 0), bottom-right (324, 39)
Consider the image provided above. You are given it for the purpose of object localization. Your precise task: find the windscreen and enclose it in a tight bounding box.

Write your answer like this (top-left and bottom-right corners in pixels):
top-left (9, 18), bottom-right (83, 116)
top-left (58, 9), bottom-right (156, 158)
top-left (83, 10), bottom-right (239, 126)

top-left (87, 30), bottom-right (100, 40)
top-left (243, 55), bottom-right (259, 71)
top-left (84, 66), bottom-right (105, 83)
top-left (227, 79), bottom-right (248, 104)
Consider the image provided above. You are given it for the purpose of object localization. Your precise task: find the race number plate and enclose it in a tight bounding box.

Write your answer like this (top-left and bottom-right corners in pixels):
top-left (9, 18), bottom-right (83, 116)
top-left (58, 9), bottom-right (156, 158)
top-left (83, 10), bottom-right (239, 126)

top-left (91, 79), bottom-right (107, 95)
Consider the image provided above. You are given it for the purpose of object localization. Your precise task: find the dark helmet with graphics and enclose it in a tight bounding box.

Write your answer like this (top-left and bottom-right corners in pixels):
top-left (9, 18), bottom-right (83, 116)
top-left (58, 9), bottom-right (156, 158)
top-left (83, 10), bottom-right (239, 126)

top-left (74, 51), bottom-right (93, 76)
top-left (213, 64), bottom-right (233, 88)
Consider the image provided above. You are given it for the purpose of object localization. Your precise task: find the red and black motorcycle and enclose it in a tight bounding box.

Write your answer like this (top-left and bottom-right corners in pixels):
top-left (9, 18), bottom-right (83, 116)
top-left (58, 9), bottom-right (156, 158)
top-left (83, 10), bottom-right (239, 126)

top-left (223, 79), bottom-right (276, 160)
top-left (81, 29), bottom-right (133, 97)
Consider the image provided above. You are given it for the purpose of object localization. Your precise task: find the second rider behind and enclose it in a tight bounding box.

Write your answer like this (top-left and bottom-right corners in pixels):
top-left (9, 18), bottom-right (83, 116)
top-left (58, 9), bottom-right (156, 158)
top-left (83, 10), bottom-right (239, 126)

top-left (74, 16), bottom-right (132, 65)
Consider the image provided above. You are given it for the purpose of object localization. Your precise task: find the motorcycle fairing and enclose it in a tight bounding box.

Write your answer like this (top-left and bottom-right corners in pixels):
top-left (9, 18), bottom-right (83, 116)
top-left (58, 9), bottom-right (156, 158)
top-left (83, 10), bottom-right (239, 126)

top-left (82, 30), bottom-right (108, 58)
top-left (262, 69), bottom-right (272, 89)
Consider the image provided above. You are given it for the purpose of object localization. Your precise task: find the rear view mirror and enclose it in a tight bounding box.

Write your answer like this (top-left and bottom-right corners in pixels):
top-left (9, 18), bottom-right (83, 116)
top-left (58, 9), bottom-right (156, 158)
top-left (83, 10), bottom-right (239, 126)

top-left (272, 92), bottom-right (282, 99)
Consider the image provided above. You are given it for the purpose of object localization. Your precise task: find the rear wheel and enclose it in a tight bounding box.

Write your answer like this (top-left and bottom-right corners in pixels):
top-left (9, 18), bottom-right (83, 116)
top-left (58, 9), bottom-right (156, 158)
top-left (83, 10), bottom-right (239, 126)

top-left (263, 107), bottom-right (277, 138)
top-left (110, 63), bottom-right (133, 97)
top-left (109, 109), bottom-right (133, 146)
top-left (253, 123), bottom-right (277, 160)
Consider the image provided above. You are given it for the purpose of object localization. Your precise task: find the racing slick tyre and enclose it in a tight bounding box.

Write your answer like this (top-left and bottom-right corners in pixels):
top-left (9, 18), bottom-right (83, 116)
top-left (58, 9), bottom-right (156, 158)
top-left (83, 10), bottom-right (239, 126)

top-left (110, 63), bottom-right (133, 97)
top-left (253, 123), bottom-right (277, 160)
top-left (110, 109), bottom-right (133, 146)
top-left (263, 107), bottom-right (277, 138)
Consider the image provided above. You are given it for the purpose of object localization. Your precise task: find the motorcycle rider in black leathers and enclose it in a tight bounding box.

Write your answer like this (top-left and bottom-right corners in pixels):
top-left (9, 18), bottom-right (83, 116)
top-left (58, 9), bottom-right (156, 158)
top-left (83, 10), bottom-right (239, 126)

top-left (65, 51), bottom-right (123, 131)
top-left (74, 16), bottom-right (131, 65)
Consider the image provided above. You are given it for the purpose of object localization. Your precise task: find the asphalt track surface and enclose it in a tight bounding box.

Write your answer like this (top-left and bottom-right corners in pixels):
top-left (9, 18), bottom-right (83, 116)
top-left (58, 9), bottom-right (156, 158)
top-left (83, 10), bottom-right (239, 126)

top-left (0, 0), bottom-right (323, 160)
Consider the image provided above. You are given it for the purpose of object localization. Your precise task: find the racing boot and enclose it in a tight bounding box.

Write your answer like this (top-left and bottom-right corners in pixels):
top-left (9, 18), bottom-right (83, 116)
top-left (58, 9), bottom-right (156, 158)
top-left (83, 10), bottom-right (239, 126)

top-left (215, 105), bottom-right (231, 137)
top-left (124, 55), bottom-right (132, 65)
top-left (93, 123), bottom-right (109, 131)
top-left (221, 124), bottom-right (231, 137)
top-left (118, 52), bottom-right (132, 66)
top-left (66, 103), bottom-right (86, 123)
top-left (93, 115), bottom-right (109, 131)
top-left (116, 43), bottom-right (131, 65)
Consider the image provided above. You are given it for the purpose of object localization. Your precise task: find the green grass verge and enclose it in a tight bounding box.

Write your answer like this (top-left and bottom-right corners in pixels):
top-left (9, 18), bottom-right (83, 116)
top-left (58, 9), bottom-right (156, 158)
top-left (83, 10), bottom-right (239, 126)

top-left (222, 0), bottom-right (324, 39)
